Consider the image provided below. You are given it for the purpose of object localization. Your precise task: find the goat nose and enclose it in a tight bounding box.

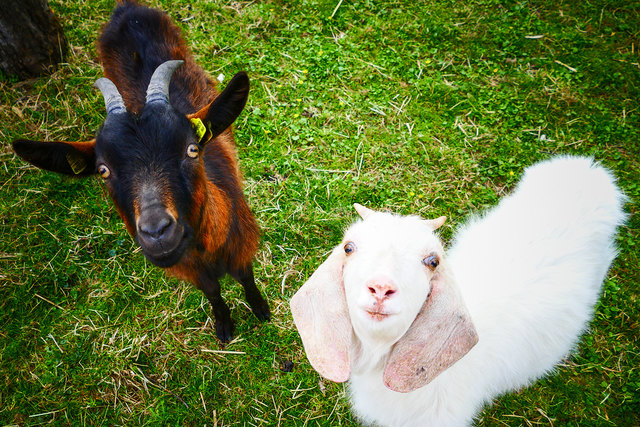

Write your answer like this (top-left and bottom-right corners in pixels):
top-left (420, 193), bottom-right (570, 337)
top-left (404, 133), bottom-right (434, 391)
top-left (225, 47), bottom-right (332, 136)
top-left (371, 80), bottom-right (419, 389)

top-left (137, 208), bottom-right (176, 241)
top-left (139, 216), bottom-right (172, 239)
top-left (367, 280), bottom-right (397, 300)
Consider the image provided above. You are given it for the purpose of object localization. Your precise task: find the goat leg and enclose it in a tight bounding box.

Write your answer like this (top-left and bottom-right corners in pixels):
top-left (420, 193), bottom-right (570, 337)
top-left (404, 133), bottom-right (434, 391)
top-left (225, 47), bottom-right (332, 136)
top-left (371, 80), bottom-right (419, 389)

top-left (197, 272), bottom-right (234, 342)
top-left (230, 263), bottom-right (271, 322)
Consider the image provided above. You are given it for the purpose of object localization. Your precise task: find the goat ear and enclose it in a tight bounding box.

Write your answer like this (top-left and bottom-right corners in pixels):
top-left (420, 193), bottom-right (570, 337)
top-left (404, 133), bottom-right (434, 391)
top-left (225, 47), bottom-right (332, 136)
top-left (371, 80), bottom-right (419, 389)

top-left (12, 139), bottom-right (96, 176)
top-left (383, 267), bottom-right (478, 392)
top-left (290, 246), bottom-right (352, 383)
top-left (188, 71), bottom-right (250, 141)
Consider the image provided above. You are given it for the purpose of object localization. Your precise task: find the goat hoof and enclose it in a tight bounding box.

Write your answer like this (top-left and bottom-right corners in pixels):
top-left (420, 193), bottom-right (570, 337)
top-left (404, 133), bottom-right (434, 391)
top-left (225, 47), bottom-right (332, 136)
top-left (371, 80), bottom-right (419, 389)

top-left (252, 303), bottom-right (271, 322)
top-left (215, 320), bottom-right (235, 342)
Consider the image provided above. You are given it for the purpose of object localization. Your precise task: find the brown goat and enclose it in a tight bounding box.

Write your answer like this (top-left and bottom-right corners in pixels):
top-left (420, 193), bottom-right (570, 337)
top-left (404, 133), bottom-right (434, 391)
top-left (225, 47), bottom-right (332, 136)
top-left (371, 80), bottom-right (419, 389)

top-left (12, 0), bottom-right (270, 342)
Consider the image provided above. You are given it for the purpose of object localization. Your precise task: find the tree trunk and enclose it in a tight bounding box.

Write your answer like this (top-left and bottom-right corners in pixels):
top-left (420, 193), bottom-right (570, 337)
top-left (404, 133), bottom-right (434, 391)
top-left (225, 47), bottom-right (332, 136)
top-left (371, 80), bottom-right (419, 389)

top-left (0, 0), bottom-right (67, 79)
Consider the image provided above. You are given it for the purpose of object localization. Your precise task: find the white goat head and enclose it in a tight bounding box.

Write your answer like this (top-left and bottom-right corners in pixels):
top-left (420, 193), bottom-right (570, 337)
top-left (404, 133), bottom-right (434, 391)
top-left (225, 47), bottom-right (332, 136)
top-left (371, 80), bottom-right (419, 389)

top-left (290, 204), bottom-right (478, 393)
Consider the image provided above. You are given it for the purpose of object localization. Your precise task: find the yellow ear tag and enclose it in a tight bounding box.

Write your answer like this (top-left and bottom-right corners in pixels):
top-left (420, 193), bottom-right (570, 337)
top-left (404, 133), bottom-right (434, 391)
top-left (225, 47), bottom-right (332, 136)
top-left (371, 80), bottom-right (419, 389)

top-left (66, 152), bottom-right (87, 175)
top-left (190, 118), bottom-right (207, 142)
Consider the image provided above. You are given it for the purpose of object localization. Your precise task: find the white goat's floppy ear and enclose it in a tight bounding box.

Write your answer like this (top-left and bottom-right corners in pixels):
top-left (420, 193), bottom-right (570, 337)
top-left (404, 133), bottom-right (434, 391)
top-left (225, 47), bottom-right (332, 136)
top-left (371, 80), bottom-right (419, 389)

top-left (354, 203), bottom-right (375, 219)
top-left (383, 267), bottom-right (478, 392)
top-left (290, 246), bottom-right (352, 382)
top-left (425, 216), bottom-right (447, 230)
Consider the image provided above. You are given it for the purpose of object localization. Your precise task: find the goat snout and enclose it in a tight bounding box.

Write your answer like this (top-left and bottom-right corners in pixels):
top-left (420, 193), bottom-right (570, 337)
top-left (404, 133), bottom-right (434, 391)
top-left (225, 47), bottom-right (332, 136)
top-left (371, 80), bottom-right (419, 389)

top-left (139, 213), bottom-right (173, 239)
top-left (136, 207), bottom-right (187, 267)
top-left (362, 277), bottom-right (397, 321)
top-left (367, 278), bottom-right (397, 303)
top-left (138, 207), bottom-right (177, 240)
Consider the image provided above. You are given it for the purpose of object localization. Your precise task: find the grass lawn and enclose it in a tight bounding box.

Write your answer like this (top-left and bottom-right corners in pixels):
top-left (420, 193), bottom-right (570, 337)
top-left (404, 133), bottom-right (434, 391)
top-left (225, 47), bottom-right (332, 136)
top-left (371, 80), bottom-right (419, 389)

top-left (1, 0), bottom-right (638, 425)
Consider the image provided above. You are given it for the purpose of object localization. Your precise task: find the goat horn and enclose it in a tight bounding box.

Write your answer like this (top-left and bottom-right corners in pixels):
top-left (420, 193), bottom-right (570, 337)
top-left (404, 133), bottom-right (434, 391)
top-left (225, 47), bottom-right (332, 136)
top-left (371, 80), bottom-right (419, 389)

top-left (94, 78), bottom-right (127, 115)
top-left (145, 60), bottom-right (185, 106)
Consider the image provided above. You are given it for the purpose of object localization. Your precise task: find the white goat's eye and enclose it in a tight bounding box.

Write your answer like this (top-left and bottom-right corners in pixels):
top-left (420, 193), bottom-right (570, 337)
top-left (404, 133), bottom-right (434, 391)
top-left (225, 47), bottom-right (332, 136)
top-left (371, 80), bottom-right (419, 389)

top-left (344, 242), bottom-right (356, 255)
top-left (97, 164), bottom-right (111, 179)
top-left (186, 143), bottom-right (200, 158)
top-left (423, 254), bottom-right (439, 270)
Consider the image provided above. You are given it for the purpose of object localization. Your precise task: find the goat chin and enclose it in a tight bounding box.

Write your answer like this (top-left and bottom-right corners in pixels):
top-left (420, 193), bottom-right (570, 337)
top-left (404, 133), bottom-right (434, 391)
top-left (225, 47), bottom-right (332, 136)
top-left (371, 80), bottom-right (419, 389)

top-left (334, 156), bottom-right (625, 427)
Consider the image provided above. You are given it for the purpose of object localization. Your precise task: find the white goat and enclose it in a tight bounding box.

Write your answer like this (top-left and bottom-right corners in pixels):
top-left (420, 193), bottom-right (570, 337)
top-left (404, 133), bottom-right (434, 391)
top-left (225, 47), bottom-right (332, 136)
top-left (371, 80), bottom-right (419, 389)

top-left (291, 156), bottom-right (625, 426)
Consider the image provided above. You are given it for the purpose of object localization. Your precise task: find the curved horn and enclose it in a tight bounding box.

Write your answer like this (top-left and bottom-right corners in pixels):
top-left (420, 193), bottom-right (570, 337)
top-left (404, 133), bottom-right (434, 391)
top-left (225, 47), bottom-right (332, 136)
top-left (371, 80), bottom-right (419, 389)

top-left (94, 78), bottom-right (127, 115)
top-left (145, 60), bottom-right (185, 106)
top-left (354, 203), bottom-right (375, 220)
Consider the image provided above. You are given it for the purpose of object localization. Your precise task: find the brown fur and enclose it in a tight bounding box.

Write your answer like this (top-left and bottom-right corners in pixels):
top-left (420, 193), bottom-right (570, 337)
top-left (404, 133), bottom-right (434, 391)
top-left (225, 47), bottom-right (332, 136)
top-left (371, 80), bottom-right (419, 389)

top-left (98, 11), bottom-right (214, 115)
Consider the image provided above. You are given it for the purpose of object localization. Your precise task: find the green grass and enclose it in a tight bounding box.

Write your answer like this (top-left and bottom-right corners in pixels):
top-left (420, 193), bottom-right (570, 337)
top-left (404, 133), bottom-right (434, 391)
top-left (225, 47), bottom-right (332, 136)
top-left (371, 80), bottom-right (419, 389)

top-left (1, 0), bottom-right (638, 425)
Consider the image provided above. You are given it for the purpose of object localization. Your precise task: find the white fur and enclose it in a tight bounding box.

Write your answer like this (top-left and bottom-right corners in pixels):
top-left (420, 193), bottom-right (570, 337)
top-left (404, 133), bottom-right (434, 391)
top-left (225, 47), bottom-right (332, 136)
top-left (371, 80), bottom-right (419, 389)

top-left (343, 156), bottom-right (626, 426)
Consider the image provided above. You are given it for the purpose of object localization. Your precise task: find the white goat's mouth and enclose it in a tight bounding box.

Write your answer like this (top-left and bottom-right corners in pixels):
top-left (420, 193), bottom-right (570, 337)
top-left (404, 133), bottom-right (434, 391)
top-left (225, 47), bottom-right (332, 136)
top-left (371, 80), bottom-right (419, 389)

top-left (365, 309), bottom-right (392, 321)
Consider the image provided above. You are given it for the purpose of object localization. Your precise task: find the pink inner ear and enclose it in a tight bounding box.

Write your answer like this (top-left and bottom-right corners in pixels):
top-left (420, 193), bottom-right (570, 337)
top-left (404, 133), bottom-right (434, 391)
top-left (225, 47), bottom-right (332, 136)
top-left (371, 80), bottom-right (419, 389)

top-left (290, 247), bottom-right (353, 383)
top-left (383, 271), bottom-right (478, 393)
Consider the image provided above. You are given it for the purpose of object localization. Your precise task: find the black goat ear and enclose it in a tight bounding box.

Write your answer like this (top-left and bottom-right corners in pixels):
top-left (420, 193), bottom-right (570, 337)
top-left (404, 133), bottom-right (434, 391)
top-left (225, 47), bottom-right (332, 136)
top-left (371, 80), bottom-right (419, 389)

top-left (188, 72), bottom-right (250, 141)
top-left (12, 139), bottom-right (96, 176)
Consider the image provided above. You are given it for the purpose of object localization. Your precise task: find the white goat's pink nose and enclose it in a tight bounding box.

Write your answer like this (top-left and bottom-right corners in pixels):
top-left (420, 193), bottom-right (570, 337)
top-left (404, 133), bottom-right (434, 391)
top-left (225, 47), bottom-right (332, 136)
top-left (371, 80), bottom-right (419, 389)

top-left (367, 278), bottom-right (397, 301)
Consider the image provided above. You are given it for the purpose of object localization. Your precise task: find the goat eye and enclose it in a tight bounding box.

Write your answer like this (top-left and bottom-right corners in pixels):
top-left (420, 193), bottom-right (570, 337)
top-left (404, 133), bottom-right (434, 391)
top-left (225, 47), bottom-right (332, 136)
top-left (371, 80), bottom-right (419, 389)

top-left (423, 254), bottom-right (439, 270)
top-left (97, 164), bottom-right (111, 179)
top-left (344, 242), bottom-right (356, 255)
top-left (186, 143), bottom-right (200, 158)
